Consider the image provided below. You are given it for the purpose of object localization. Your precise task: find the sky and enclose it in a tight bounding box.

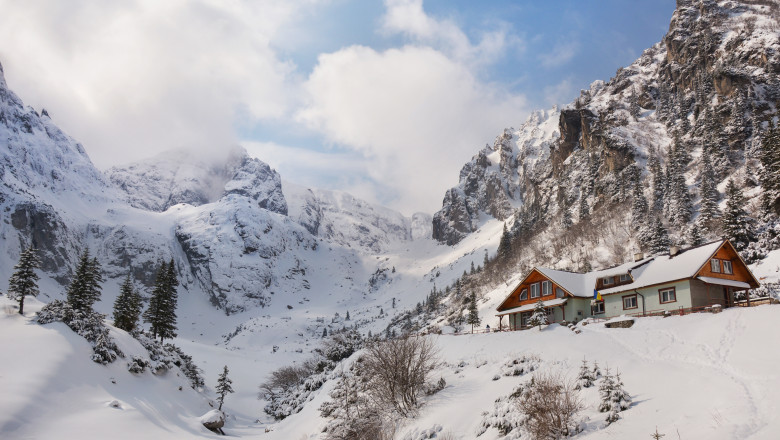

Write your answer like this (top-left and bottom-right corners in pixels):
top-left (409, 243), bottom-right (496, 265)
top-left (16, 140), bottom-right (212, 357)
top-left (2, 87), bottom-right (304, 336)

top-left (0, 0), bottom-right (676, 215)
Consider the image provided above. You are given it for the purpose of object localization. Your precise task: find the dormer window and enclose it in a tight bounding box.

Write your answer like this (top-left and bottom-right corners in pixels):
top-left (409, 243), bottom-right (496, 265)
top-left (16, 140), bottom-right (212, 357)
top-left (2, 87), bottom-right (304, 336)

top-left (519, 289), bottom-right (528, 300)
top-left (603, 277), bottom-right (614, 286)
top-left (723, 260), bottom-right (733, 275)
top-left (710, 259), bottom-right (721, 273)
top-left (619, 274), bottom-right (631, 283)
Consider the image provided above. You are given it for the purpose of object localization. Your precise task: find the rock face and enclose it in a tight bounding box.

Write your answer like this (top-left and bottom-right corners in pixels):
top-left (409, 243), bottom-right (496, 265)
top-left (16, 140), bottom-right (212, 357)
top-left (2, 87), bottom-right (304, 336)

top-left (433, 0), bottom-right (780, 245)
top-left (108, 147), bottom-right (287, 215)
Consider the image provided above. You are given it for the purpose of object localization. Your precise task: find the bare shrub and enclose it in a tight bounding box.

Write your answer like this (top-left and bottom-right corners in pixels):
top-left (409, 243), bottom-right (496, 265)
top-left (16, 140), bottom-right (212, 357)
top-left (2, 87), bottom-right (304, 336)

top-left (361, 336), bottom-right (441, 417)
top-left (259, 365), bottom-right (312, 398)
top-left (518, 372), bottom-right (583, 440)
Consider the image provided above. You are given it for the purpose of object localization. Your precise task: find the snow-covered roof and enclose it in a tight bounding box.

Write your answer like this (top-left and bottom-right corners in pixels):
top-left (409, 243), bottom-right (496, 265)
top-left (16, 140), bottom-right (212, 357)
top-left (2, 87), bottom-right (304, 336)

top-left (496, 298), bottom-right (568, 316)
top-left (599, 240), bottom-right (725, 295)
top-left (697, 276), bottom-right (751, 289)
top-left (536, 257), bottom-right (653, 298)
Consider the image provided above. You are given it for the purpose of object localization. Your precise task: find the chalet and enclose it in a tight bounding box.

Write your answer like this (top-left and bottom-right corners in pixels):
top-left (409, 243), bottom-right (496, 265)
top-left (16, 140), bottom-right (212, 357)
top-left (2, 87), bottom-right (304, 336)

top-left (495, 239), bottom-right (760, 328)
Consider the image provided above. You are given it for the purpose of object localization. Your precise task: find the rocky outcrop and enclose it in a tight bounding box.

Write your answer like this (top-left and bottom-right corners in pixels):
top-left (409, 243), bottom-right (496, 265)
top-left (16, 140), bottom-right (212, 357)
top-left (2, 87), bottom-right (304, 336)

top-left (433, 0), bottom-right (780, 245)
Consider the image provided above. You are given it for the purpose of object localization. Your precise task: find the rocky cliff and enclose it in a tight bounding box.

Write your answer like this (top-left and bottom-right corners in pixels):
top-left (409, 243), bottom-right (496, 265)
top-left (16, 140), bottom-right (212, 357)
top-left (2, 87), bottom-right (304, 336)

top-left (432, 0), bottom-right (779, 246)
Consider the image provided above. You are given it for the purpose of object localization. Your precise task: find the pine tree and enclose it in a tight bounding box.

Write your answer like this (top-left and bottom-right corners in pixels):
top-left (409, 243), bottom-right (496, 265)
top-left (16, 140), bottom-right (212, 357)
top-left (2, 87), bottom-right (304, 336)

top-left (143, 259), bottom-right (179, 343)
top-left (629, 87), bottom-right (641, 120)
top-left (322, 327), bottom-right (328, 338)
top-left (760, 125), bottom-right (780, 216)
top-left (66, 249), bottom-right (103, 312)
top-left (7, 246), bottom-right (41, 315)
top-left (561, 206), bottom-right (573, 229)
top-left (647, 217), bottom-right (670, 254)
top-left (592, 361), bottom-right (602, 379)
top-left (648, 152), bottom-right (665, 212)
top-left (470, 261), bottom-right (476, 275)
top-left (723, 179), bottom-right (756, 251)
top-left (575, 359), bottom-right (595, 390)
top-left (631, 177), bottom-right (649, 229)
top-left (528, 300), bottom-right (548, 330)
top-left (215, 365), bottom-right (234, 411)
top-left (113, 273), bottom-right (143, 332)
top-left (467, 291), bottom-right (480, 333)
top-left (687, 221), bottom-right (704, 246)
top-left (598, 368), bottom-right (615, 413)
top-left (345, 311), bottom-right (350, 321)
top-left (664, 142), bottom-right (692, 226)
top-left (578, 190), bottom-right (590, 222)
top-left (497, 223), bottom-right (512, 263)
top-left (698, 150), bottom-right (721, 228)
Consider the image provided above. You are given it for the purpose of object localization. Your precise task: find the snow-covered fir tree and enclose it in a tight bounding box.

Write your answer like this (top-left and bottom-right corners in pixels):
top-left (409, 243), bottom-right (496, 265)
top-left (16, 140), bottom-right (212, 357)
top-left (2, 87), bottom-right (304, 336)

top-left (760, 125), bottom-right (780, 216)
top-left (631, 176), bottom-right (649, 229)
top-left (216, 365), bottom-right (234, 410)
top-left (6, 246), bottom-right (41, 315)
top-left (113, 273), bottom-right (144, 333)
top-left (664, 142), bottom-right (692, 227)
top-left (575, 359), bottom-right (595, 390)
top-left (578, 190), bottom-right (590, 222)
top-left (143, 259), bottom-right (179, 343)
top-left (467, 291), bottom-right (481, 333)
top-left (497, 223), bottom-right (512, 263)
top-left (648, 151), bottom-right (665, 213)
top-left (66, 249), bottom-right (103, 312)
top-left (723, 179), bottom-right (756, 252)
top-left (698, 149), bottom-right (721, 231)
top-left (528, 300), bottom-right (548, 330)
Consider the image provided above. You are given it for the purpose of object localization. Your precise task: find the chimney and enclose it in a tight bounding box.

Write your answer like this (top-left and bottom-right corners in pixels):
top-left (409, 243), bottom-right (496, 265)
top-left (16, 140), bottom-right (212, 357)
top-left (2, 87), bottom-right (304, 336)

top-left (669, 245), bottom-right (680, 257)
top-left (633, 252), bottom-right (644, 262)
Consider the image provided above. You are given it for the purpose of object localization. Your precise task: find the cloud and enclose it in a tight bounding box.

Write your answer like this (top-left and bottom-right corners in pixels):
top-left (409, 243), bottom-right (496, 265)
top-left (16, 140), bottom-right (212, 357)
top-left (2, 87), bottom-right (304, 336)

top-left (381, 0), bottom-right (517, 67)
top-left (297, 44), bottom-right (527, 214)
top-left (543, 77), bottom-right (577, 107)
top-left (0, 0), bottom-right (310, 168)
top-left (538, 40), bottom-right (580, 68)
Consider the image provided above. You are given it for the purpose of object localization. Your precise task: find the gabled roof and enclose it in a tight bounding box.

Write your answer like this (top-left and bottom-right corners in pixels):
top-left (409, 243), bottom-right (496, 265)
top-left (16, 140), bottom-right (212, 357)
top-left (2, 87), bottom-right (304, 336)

top-left (536, 256), bottom-right (653, 298)
top-left (599, 239), bottom-right (727, 295)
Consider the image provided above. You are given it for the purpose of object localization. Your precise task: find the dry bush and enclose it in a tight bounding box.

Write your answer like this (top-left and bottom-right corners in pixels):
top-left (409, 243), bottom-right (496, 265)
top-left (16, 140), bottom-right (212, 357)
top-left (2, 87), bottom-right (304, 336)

top-left (258, 365), bottom-right (312, 398)
top-left (518, 372), bottom-right (583, 440)
top-left (361, 336), bottom-right (441, 417)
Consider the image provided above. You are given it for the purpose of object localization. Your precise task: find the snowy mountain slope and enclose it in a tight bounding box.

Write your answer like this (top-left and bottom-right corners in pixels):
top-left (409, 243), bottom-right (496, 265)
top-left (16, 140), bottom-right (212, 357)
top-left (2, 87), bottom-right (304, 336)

top-left (108, 146), bottom-right (288, 215)
top-left (0, 297), bottom-right (217, 440)
top-left (237, 304), bottom-right (780, 440)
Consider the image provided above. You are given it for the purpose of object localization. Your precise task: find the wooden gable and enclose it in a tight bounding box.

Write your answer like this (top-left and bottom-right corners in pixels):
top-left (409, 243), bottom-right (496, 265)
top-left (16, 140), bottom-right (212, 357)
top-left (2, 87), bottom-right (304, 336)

top-left (695, 240), bottom-right (760, 288)
top-left (496, 268), bottom-right (571, 312)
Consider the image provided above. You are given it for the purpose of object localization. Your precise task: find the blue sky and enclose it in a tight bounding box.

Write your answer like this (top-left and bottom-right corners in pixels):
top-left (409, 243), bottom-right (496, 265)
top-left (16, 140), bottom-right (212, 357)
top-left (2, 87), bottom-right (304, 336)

top-left (0, 0), bottom-right (675, 215)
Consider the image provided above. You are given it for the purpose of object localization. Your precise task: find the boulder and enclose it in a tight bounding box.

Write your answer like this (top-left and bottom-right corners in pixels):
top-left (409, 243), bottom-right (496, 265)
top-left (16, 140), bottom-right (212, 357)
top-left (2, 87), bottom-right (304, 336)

top-left (200, 409), bottom-right (225, 433)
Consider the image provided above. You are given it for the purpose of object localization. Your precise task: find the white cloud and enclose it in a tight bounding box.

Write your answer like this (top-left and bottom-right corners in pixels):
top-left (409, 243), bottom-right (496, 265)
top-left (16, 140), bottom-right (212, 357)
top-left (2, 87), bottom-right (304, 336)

top-left (0, 0), bottom-right (309, 168)
top-left (543, 77), bottom-right (577, 108)
top-left (298, 44), bottom-right (527, 214)
top-left (381, 0), bottom-right (517, 67)
top-left (538, 40), bottom-right (579, 68)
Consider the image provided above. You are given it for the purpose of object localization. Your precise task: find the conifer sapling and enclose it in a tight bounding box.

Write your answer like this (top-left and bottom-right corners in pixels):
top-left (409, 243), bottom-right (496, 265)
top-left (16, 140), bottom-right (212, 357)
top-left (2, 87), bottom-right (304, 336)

top-left (216, 365), bottom-right (234, 411)
top-left (7, 246), bottom-right (41, 315)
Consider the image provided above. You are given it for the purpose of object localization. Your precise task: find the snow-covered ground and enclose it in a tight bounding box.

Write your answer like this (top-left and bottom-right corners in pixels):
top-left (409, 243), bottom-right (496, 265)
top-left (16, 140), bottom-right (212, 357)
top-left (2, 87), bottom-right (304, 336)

top-left (3, 291), bottom-right (779, 439)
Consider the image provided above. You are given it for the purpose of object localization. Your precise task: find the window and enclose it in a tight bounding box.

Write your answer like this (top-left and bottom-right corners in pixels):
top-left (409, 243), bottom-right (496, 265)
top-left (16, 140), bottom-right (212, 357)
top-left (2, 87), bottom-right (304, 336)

top-left (603, 277), bottom-right (614, 286)
top-left (659, 287), bottom-right (677, 304)
top-left (556, 287), bottom-right (565, 298)
top-left (592, 300), bottom-right (605, 314)
top-left (519, 289), bottom-right (528, 300)
top-left (623, 294), bottom-right (638, 310)
top-left (711, 258), bottom-right (721, 273)
top-left (723, 260), bottom-right (733, 275)
top-left (619, 274), bottom-right (631, 283)
top-left (530, 283), bottom-right (540, 298)
top-left (541, 280), bottom-right (552, 296)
